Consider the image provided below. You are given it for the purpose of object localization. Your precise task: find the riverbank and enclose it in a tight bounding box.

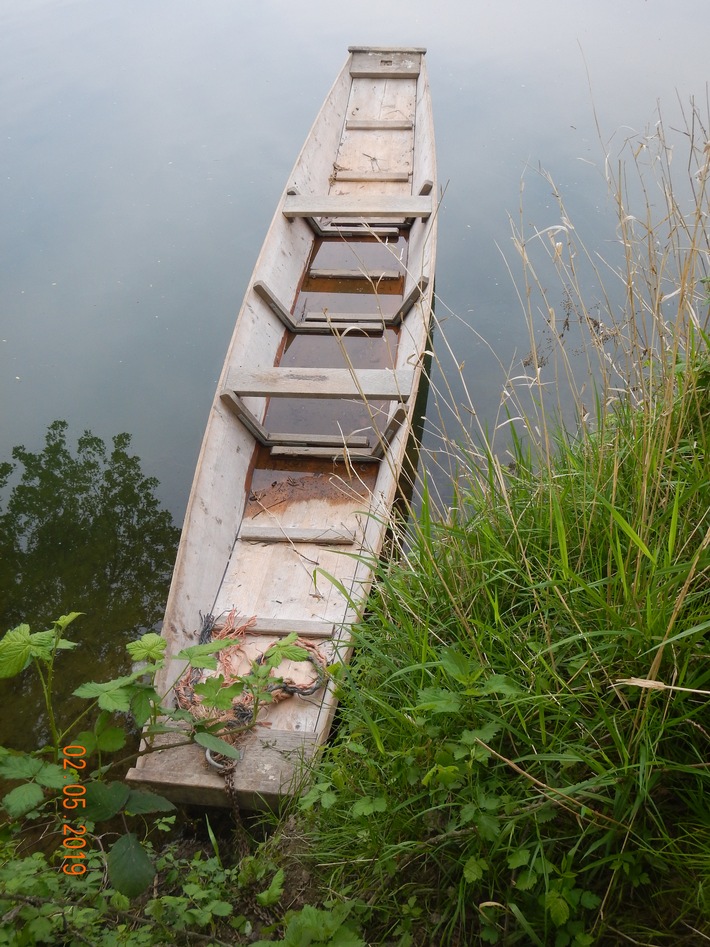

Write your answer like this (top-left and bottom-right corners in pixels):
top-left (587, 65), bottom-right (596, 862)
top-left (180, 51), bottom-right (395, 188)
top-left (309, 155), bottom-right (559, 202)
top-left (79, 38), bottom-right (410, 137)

top-left (277, 106), bottom-right (710, 945)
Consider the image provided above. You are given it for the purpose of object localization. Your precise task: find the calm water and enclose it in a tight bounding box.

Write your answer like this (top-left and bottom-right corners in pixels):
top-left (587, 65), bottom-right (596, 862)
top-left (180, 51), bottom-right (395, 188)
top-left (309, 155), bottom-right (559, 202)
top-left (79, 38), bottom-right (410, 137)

top-left (1, 1), bottom-right (709, 710)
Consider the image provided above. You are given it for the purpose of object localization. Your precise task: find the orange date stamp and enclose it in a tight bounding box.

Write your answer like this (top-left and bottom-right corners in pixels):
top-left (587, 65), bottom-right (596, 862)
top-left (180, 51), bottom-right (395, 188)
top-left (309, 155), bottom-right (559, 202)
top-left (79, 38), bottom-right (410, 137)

top-left (61, 745), bottom-right (88, 875)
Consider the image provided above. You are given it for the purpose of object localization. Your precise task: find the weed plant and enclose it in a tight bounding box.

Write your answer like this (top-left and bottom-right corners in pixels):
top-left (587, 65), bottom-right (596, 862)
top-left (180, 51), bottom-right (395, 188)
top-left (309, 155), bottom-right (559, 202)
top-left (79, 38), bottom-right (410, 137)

top-left (288, 104), bottom-right (710, 944)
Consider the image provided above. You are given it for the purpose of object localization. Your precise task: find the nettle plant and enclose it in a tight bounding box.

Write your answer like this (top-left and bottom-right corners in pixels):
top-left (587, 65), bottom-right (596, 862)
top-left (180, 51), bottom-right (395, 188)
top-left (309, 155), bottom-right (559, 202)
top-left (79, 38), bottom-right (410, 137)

top-left (0, 612), bottom-right (310, 898)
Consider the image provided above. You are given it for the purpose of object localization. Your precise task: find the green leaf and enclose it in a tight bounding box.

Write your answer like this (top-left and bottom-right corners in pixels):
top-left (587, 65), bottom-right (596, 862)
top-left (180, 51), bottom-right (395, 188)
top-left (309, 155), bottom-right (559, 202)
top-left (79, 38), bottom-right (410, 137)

top-left (463, 856), bottom-right (488, 883)
top-left (515, 869), bottom-right (539, 891)
top-left (264, 643), bottom-right (309, 664)
top-left (255, 868), bottom-right (284, 907)
top-left (597, 497), bottom-right (657, 564)
top-left (123, 790), bottom-right (176, 816)
top-left (107, 833), bottom-right (156, 899)
top-left (3, 782), bottom-right (45, 818)
top-left (54, 638), bottom-right (79, 651)
top-left (193, 675), bottom-right (245, 710)
top-left (0, 755), bottom-right (44, 781)
top-left (320, 790), bottom-right (337, 809)
top-left (82, 781), bottom-right (130, 821)
top-left (545, 890), bottom-right (570, 927)
top-left (126, 633), bottom-right (166, 663)
top-left (352, 795), bottom-right (387, 817)
top-left (73, 676), bottom-right (140, 712)
top-left (479, 674), bottom-right (521, 697)
top-left (0, 625), bottom-right (32, 678)
top-left (73, 730), bottom-right (98, 754)
top-left (130, 686), bottom-right (160, 727)
top-left (175, 641), bottom-right (229, 670)
top-left (208, 900), bottom-right (233, 917)
top-left (193, 731), bottom-right (243, 760)
top-left (460, 722), bottom-right (502, 744)
top-left (54, 612), bottom-right (83, 633)
top-left (580, 890), bottom-right (601, 909)
top-left (477, 812), bottom-right (500, 841)
top-left (439, 647), bottom-right (481, 684)
top-left (35, 762), bottom-right (72, 789)
top-left (96, 727), bottom-right (127, 753)
top-left (508, 849), bottom-right (531, 870)
top-left (24, 630), bottom-right (57, 661)
top-left (416, 686), bottom-right (461, 714)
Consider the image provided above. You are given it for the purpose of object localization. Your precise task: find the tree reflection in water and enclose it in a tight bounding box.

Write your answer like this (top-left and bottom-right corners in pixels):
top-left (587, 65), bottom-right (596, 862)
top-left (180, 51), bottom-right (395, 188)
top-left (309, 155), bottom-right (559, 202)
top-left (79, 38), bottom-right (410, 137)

top-left (0, 420), bottom-right (180, 749)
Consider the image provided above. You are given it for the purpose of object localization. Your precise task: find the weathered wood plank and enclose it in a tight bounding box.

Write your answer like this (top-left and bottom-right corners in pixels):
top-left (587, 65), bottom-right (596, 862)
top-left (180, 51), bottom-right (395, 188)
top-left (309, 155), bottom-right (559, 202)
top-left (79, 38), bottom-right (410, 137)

top-left (269, 445), bottom-right (381, 462)
top-left (397, 277), bottom-right (430, 322)
top-left (220, 391), bottom-right (371, 448)
top-left (265, 432), bottom-right (370, 448)
top-left (371, 405), bottom-right (408, 458)
top-left (127, 730), bottom-right (320, 810)
top-left (333, 170), bottom-right (410, 182)
top-left (350, 51), bottom-right (421, 79)
top-left (219, 390), bottom-right (268, 442)
top-left (240, 524), bottom-right (357, 544)
top-left (253, 280), bottom-right (296, 331)
top-left (348, 46), bottom-right (427, 53)
top-left (299, 321), bottom-right (385, 336)
top-left (345, 119), bottom-right (413, 131)
top-left (303, 311), bottom-right (392, 323)
top-left (247, 618), bottom-right (339, 638)
top-left (227, 367), bottom-right (414, 401)
top-left (308, 268), bottom-right (400, 281)
top-left (283, 194), bottom-right (431, 220)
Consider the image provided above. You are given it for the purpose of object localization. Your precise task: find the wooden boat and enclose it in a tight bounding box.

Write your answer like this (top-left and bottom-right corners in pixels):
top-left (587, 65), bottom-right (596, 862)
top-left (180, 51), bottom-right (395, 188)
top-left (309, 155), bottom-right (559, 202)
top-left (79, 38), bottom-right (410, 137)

top-left (127, 46), bottom-right (437, 809)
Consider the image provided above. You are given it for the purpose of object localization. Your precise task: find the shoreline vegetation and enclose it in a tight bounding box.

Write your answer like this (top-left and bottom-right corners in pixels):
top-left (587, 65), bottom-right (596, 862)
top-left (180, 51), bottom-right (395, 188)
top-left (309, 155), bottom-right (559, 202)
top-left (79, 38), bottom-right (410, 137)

top-left (0, 105), bottom-right (709, 944)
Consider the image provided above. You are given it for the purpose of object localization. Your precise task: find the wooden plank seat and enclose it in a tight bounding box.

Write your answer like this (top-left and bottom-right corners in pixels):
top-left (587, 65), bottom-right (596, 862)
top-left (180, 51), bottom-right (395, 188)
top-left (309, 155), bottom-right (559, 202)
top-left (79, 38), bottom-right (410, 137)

top-left (255, 278), bottom-right (427, 335)
top-left (239, 524), bottom-right (357, 544)
top-left (242, 618), bottom-right (342, 639)
top-left (333, 170), bottom-right (410, 183)
top-left (308, 267), bottom-right (401, 281)
top-left (220, 366), bottom-right (412, 460)
top-left (270, 403), bottom-right (408, 462)
top-left (283, 193), bottom-right (431, 225)
top-left (344, 119), bottom-right (413, 131)
top-left (254, 280), bottom-right (384, 336)
top-left (349, 49), bottom-right (422, 79)
top-left (226, 367), bottom-right (413, 400)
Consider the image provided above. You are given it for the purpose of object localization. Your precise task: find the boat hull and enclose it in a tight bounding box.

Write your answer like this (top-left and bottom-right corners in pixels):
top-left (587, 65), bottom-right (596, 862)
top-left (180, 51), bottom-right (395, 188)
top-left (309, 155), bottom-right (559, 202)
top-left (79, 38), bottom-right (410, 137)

top-left (127, 47), bottom-right (437, 809)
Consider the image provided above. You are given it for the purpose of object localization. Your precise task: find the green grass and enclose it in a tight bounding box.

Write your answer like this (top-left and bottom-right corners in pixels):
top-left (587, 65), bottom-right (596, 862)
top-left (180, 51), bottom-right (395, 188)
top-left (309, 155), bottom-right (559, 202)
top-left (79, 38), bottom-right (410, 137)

top-left (275, 103), bottom-right (710, 946)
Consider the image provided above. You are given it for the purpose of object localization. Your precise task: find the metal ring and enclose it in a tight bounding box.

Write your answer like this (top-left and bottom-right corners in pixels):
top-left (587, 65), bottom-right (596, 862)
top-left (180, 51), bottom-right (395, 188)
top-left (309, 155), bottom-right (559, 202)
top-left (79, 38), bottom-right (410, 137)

top-left (205, 747), bottom-right (240, 771)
